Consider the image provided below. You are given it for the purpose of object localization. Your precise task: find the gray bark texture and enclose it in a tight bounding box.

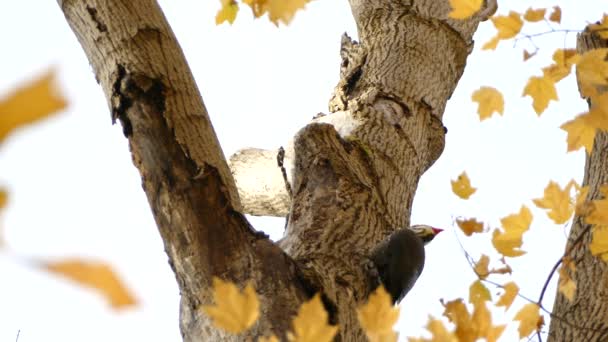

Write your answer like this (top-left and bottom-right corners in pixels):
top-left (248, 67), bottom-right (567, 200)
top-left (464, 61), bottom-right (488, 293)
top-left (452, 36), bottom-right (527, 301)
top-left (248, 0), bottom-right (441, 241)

top-left (58, 0), bottom-right (494, 340)
top-left (547, 28), bottom-right (608, 342)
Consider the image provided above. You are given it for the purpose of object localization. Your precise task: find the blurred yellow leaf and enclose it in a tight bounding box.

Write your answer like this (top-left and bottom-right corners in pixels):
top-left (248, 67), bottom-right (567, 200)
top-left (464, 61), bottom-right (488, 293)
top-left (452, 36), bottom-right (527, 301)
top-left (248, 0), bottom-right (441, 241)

top-left (590, 14), bottom-right (608, 39)
top-left (491, 11), bottom-right (523, 39)
top-left (44, 259), bottom-right (137, 309)
top-left (267, 0), bottom-right (308, 25)
top-left (426, 317), bottom-right (459, 342)
top-left (202, 277), bottom-right (260, 333)
top-left (457, 218), bottom-right (484, 236)
top-left (469, 280), bottom-right (491, 304)
top-left (533, 181), bottom-right (574, 224)
top-left (542, 64), bottom-right (570, 83)
top-left (548, 6), bottom-right (561, 23)
top-left (289, 293), bottom-right (338, 342)
top-left (471, 87), bottom-right (504, 120)
top-left (442, 299), bottom-right (471, 339)
top-left (587, 93), bottom-right (608, 130)
top-left (492, 206), bottom-right (532, 257)
top-left (589, 227), bottom-right (608, 262)
top-left (587, 197), bottom-right (608, 227)
top-left (514, 303), bottom-right (543, 338)
top-left (448, 0), bottom-right (482, 19)
top-left (357, 286), bottom-right (399, 342)
top-left (576, 48), bottom-right (608, 98)
top-left (523, 8), bottom-right (546, 22)
top-left (496, 282), bottom-right (518, 310)
top-left (474, 255), bottom-right (490, 279)
top-left (0, 189), bottom-right (6, 209)
top-left (442, 298), bottom-right (503, 342)
top-left (523, 76), bottom-right (558, 115)
top-left (553, 49), bottom-right (580, 69)
top-left (472, 301), bottom-right (504, 342)
top-left (451, 172), bottom-right (476, 199)
top-left (243, 0), bottom-right (267, 17)
top-left (216, 0), bottom-right (239, 25)
top-left (561, 113), bottom-right (597, 153)
top-left (482, 36), bottom-right (500, 51)
top-left (0, 70), bottom-right (67, 143)
top-left (501, 206), bottom-right (533, 234)
top-left (258, 335), bottom-right (280, 342)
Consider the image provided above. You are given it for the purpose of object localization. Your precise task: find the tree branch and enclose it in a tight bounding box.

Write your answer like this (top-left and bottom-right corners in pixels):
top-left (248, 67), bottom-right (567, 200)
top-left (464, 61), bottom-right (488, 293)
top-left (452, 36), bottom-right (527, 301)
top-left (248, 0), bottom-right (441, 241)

top-left (58, 1), bottom-right (308, 340)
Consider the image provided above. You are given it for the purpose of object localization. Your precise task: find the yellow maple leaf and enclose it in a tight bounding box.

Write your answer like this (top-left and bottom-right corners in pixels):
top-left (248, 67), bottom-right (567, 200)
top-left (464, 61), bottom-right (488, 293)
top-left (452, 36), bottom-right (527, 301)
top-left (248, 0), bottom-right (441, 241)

top-left (514, 303), bottom-right (543, 338)
top-left (501, 205), bottom-right (533, 233)
top-left (482, 36), bottom-right (500, 50)
top-left (442, 299), bottom-right (470, 328)
top-left (258, 335), bottom-right (280, 342)
top-left (588, 93), bottom-right (608, 130)
top-left (215, 0), bottom-right (239, 25)
top-left (243, 0), bottom-right (268, 17)
top-left (451, 172), bottom-right (477, 199)
top-left (576, 48), bottom-right (608, 98)
top-left (553, 49), bottom-right (580, 69)
top-left (357, 286), bottom-right (399, 342)
top-left (492, 229), bottom-right (525, 257)
top-left (289, 293), bottom-right (338, 342)
top-left (474, 255), bottom-right (490, 279)
top-left (471, 87), bottom-right (504, 120)
top-left (589, 227), bottom-right (608, 262)
top-left (523, 8), bottom-right (546, 22)
top-left (442, 298), bottom-right (502, 342)
top-left (457, 218), bottom-right (484, 236)
top-left (492, 206), bottom-right (532, 257)
top-left (448, 0), bottom-right (482, 20)
top-left (44, 259), bottom-right (137, 309)
top-left (469, 280), bottom-right (491, 304)
top-left (561, 112), bottom-right (597, 153)
top-left (542, 64), bottom-right (570, 83)
top-left (548, 6), bottom-right (561, 23)
top-left (523, 76), bottom-right (558, 115)
top-left (533, 181), bottom-right (574, 224)
top-left (267, 0), bottom-right (308, 25)
top-left (587, 198), bottom-right (608, 227)
top-left (472, 301), bottom-right (505, 342)
top-left (491, 11), bottom-right (523, 39)
top-left (590, 14), bottom-right (608, 39)
top-left (496, 281), bottom-right (518, 310)
top-left (202, 277), bottom-right (260, 333)
top-left (427, 316), bottom-right (459, 342)
top-left (0, 70), bottom-right (67, 143)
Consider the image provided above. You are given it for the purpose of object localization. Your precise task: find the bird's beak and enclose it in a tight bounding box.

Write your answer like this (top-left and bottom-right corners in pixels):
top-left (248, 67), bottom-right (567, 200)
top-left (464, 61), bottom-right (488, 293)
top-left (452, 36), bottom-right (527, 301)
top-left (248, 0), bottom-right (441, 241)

top-left (432, 227), bottom-right (444, 235)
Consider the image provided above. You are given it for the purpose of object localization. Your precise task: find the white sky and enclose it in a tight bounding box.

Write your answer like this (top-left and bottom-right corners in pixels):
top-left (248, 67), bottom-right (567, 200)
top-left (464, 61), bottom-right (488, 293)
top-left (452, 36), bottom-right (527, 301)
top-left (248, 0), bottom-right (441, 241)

top-left (0, 1), bottom-right (604, 341)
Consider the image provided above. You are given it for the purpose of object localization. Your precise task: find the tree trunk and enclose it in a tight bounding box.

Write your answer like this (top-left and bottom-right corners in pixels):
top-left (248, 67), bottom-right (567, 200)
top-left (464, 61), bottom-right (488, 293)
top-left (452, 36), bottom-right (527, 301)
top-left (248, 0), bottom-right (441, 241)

top-left (58, 0), bottom-right (494, 340)
top-left (547, 29), bottom-right (608, 342)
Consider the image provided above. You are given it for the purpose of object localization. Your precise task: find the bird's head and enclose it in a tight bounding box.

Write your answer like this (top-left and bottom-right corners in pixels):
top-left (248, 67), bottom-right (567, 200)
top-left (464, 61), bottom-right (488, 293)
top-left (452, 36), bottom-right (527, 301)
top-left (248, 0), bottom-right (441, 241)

top-left (410, 224), bottom-right (443, 245)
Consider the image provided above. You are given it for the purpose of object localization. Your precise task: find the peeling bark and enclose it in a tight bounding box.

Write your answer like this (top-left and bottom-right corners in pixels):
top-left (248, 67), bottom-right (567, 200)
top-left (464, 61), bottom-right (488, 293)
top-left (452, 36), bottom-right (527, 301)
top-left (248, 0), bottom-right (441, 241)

top-left (59, 0), bottom-right (494, 340)
top-left (548, 29), bottom-right (608, 342)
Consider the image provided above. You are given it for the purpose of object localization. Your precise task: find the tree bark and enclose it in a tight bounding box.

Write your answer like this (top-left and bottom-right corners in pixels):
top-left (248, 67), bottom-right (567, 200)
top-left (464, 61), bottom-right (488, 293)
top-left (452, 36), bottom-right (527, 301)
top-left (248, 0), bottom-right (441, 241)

top-left (547, 29), bottom-right (608, 342)
top-left (58, 0), bottom-right (494, 340)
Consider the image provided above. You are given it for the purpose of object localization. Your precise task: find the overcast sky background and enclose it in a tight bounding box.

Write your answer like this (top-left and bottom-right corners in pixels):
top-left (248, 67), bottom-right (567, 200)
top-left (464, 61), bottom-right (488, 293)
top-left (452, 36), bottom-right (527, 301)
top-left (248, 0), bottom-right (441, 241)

top-left (0, 1), bottom-right (604, 341)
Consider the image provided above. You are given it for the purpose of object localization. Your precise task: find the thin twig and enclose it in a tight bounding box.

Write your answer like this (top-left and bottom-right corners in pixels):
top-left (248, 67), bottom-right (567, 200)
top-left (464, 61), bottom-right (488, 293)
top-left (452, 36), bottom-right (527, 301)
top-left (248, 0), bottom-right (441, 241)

top-left (450, 221), bottom-right (599, 336)
top-left (537, 223), bottom-right (592, 306)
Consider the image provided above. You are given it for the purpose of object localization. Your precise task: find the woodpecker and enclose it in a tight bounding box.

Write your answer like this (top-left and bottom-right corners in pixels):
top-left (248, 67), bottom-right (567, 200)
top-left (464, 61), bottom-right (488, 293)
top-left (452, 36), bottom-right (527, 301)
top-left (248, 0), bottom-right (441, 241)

top-left (370, 225), bottom-right (443, 304)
